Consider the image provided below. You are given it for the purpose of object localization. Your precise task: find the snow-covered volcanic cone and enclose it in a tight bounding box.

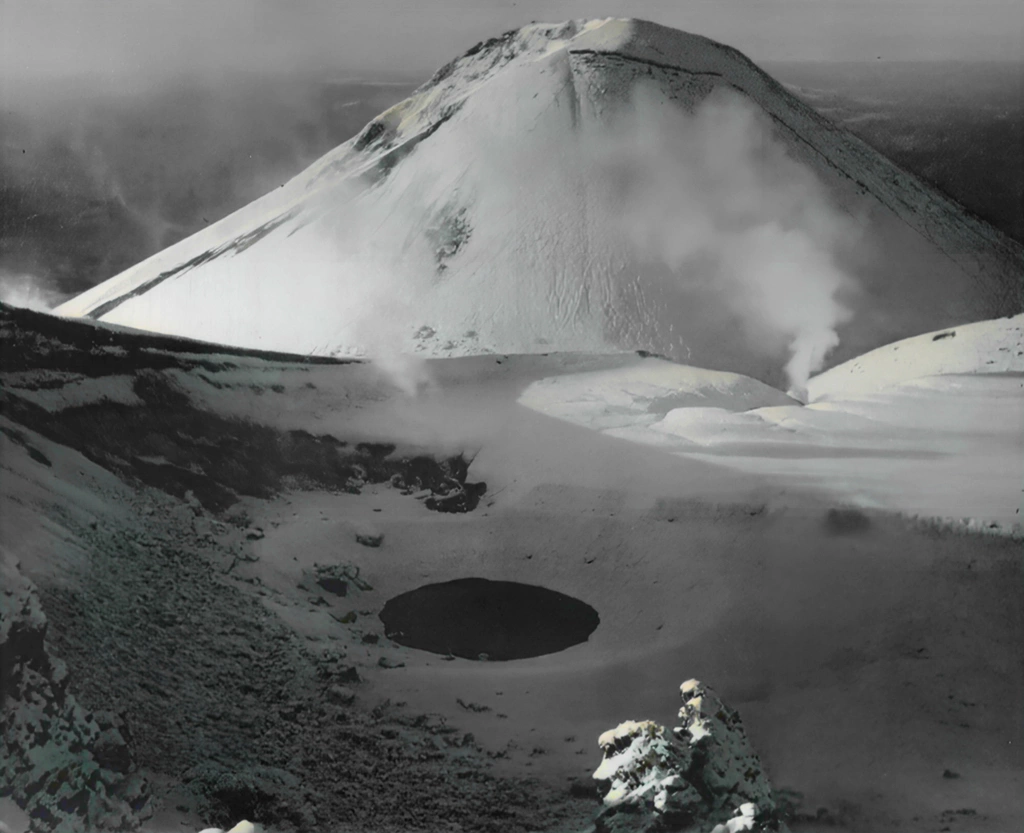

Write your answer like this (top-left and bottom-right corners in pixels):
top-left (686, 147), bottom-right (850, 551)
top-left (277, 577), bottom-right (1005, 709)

top-left (55, 18), bottom-right (1022, 391)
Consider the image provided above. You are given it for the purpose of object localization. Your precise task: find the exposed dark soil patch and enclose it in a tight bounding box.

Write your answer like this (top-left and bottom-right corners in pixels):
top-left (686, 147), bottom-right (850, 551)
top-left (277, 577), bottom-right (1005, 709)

top-left (1, 378), bottom-right (483, 514)
top-left (381, 579), bottom-right (600, 661)
top-left (1, 424), bottom-right (52, 466)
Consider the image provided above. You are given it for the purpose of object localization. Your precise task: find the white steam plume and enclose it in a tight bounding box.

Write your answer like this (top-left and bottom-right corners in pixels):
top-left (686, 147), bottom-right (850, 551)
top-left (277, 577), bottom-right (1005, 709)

top-left (259, 79), bottom-right (858, 399)
top-left (313, 188), bottom-right (437, 398)
top-left (344, 248), bottom-right (437, 399)
top-left (587, 85), bottom-right (858, 396)
top-left (593, 87), bottom-right (857, 394)
top-left (0, 271), bottom-right (66, 312)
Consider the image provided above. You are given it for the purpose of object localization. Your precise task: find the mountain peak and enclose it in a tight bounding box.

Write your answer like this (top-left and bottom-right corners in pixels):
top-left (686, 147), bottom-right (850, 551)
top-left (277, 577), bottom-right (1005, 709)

top-left (56, 20), bottom-right (1022, 390)
top-left (348, 18), bottom-right (754, 162)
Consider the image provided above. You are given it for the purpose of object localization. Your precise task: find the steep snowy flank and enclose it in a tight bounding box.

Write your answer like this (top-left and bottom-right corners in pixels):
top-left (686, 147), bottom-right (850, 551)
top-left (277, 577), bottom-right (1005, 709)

top-left (55, 18), bottom-right (1023, 389)
top-left (807, 312), bottom-right (1024, 400)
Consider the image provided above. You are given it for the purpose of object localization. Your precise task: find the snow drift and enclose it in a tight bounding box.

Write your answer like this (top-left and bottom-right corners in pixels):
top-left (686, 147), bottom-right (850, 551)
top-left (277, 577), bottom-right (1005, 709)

top-left (55, 18), bottom-right (1023, 389)
top-left (808, 312), bottom-right (1024, 399)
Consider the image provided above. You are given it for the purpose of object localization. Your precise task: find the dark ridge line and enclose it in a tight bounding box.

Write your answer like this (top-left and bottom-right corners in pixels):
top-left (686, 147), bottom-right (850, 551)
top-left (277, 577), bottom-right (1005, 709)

top-left (702, 49), bottom-right (1023, 305)
top-left (761, 107), bottom-right (1013, 302)
top-left (571, 40), bottom-right (1020, 308)
top-left (85, 210), bottom-right (298, 320)
top-left (0, 303), bottom-right (356, 368)
top-left (369, 108), bottom-right (456, 179)
top-left (423, 28), bottom-right (520, 88)
top-left (312, 100), bottom-right (463, 191)
top-left (567, 49), bottom-right (724, 79)
top-left (86, 250), bottom-right (218, 320)
top-left (746, 60), bottom-right (1024, 286)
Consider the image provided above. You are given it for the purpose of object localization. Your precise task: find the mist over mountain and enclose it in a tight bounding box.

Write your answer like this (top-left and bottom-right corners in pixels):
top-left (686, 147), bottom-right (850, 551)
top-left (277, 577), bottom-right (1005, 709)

top-left (2, 52), bottom-right (1019, 319)
top-left (0, 74), bottom-right (416, 302)
top-left (49, 20), bottom-right (1023, 396)
top-left (771, 60), bottom-right (1024, 243)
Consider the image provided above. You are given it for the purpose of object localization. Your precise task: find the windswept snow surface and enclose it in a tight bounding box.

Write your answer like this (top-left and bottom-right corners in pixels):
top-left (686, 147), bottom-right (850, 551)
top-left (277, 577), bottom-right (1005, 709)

top-left (517, 361), bottom-right (799, 432)
top-left (520, 316), bottom-right (1024, 531)
top-left (807, 312), bottom-right (1024, 399)
top-left (55, 19), bottom-right (1022, 390)
top-left (4, 305), bottom-right (1023, 833)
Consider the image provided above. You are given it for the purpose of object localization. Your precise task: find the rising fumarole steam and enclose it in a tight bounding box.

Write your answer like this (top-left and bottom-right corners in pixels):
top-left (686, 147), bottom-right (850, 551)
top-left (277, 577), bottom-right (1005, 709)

top-left (68, 18), bottom-right (982, 397)
top-left (0, 271), bottom-right (66, 312)
top-left (320, 84), bottom-right (858, 396)
top-left (586, 86), bottom-right (858, 396)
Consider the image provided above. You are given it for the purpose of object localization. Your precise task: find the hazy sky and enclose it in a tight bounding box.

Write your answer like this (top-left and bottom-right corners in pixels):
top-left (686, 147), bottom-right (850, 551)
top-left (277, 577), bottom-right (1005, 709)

top-left (1, 0), bottom-right (1022, 91)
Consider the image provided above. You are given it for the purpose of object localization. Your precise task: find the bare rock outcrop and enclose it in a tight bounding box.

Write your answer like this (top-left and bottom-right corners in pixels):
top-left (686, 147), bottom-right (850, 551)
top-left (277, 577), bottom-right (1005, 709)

top-left (0, 554), bottom-right (152, 832)
top-left (590, 679), bottom-right (783, 833)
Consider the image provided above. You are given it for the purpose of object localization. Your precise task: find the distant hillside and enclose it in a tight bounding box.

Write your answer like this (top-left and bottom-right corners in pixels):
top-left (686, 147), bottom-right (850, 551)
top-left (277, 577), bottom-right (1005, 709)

top-left (770, 61), bottom-right (1024, 243)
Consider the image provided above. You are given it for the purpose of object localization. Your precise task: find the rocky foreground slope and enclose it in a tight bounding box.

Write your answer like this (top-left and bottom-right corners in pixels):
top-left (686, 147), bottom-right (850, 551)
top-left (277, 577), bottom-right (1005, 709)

top-left (1, 553), bottom-right (152, 832)
top-left (4, 303), bottom-right (1021, 833)
top-left (0, 304), bottom-right (593, 832)
top-left (202, 679), bottom-right (783, 833)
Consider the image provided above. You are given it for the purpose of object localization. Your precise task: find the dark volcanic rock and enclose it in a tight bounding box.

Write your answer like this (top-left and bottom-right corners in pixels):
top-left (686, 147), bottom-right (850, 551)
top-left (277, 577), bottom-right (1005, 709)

top-left (0, 554), bottom-right (153, 832)
top-left (589, 679), bottom-right (784, 833)
top-left (354, 531), bottom-right (383, 548)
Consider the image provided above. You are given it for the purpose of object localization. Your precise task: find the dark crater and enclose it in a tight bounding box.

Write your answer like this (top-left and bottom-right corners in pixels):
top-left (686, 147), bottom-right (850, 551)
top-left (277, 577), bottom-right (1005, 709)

top-left (380, 578), bottom-right (599, 661)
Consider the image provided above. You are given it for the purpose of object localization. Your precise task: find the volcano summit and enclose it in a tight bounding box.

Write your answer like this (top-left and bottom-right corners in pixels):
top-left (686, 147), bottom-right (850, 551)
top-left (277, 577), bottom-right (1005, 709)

top-left (55, 18), bottom-right (1022, 388)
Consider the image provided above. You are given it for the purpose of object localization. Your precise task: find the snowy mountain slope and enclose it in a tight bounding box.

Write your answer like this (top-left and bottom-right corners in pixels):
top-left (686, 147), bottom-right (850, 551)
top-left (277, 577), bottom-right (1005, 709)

top-left (807, 311), bottom-right (1024, 399)
top-left (55, 19), bottom-right (1023, 389)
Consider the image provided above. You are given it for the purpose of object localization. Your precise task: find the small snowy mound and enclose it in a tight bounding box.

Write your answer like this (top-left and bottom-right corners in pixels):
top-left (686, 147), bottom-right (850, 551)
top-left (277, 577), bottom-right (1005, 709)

top-left (589, 679), bottom-right (782, 832)
top-left (519, 358), bottom-right (798, 432)
top-left (651, 407), bottom-right (774, 447)
top-left (808, 313), bottom-right (1024, 401)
